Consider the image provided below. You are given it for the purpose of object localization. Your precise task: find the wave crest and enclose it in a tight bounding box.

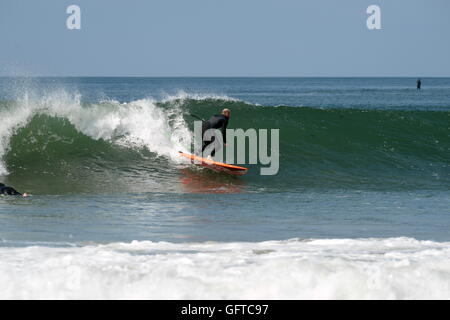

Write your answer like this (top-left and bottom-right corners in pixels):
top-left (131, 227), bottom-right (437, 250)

top-left (0, 90), bottom-right (192, 175)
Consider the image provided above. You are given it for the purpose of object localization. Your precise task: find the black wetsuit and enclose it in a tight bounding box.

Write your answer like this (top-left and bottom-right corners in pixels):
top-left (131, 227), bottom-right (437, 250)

top-left (0, 183), bottom-right (22, 196)
top-left (201, 114), bottom-right (229, 156)
top-left (417, 79), bottom-right (422, 90)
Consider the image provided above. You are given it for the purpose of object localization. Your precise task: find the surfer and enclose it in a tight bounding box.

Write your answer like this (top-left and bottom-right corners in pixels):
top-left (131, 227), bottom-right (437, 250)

top-left (0, 183), bottom-right (28, 197)
top-left (201, 108), bottom-right (230, 157)
top-left (416, 78), bottom-right (422, 90)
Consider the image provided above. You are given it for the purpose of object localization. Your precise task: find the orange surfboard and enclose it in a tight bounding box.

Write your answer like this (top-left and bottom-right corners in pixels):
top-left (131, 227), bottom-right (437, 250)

top-left (179, 151), bottom-right (248, 175)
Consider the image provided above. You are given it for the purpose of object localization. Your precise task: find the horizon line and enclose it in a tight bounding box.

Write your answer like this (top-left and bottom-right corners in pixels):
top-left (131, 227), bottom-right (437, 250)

top-left (1, 75), bottom-right (450, 78)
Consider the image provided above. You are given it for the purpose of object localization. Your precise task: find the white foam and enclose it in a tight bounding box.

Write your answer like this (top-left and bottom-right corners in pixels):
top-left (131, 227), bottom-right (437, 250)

top-left (160, 90), bottom-right (240, 104)
top-left (0, 89), bottom-right (193, 174)
top-left (1, 237), bottom-right (450, 299)
top-left (0, 93), bottom-right (36, 175)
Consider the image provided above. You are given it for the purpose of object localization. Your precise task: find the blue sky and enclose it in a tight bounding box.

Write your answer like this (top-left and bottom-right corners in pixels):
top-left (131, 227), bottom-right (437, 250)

top-left (0, 0), bottom-right (449, 76)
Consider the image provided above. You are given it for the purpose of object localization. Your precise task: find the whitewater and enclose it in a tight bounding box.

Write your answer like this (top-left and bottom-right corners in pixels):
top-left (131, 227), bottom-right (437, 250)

top-left (1, 237), bottom-right (450, 299)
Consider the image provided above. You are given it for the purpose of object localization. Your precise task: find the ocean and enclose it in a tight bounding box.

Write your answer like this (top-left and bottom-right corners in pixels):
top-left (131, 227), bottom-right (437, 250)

top-left (0, 77), bottom-right (449, 299)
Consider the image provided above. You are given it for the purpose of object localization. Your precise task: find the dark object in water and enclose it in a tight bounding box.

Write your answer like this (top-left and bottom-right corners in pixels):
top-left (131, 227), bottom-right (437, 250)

top-left (0, 183), bottom-right (25, 196)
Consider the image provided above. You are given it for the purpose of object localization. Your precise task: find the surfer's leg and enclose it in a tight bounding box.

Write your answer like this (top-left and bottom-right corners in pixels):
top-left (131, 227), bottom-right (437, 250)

top-left (204, 135), bottom-right (223, 158)
top-left (210, 135), bottom-right (217, 157)
top-left (201, 125), bottom-right (213, 155)
top-left (202, 140), bottom-right (212, 152)
top-left (202, 130), bottom-right (217, 157)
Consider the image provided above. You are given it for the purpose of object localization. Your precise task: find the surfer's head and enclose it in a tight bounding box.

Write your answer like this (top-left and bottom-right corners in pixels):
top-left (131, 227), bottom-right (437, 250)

top-left (222, 108), bottom-right (231, 118)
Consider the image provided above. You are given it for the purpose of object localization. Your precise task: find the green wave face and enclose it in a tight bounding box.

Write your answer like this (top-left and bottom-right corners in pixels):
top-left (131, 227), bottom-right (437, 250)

top-left (187, 101), bottom-right (449, 190)
top-left (1, 97), bottom-right (449, 194)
